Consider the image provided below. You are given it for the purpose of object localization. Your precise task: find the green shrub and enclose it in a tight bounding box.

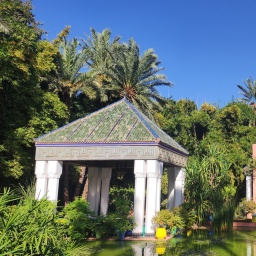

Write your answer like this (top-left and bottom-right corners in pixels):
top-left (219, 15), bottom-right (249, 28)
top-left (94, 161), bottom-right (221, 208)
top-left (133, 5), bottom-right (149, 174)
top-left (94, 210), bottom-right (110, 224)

top-left (109, 199), bottom-right (135, 238)
top-left (235, 198), bottom-right (256, 219)
top-left (109, 186), bottom-right (134, 213)
top-left (173, 204), bottom-right (197, 228)
top-left (0, 188), bottom-right (90, 255)
top-left (152, 208), bottom-right (185, 230)
top-left (93, 215), bottom-right (116, 238)
top-left (60, 197), bottom-right (95, 241)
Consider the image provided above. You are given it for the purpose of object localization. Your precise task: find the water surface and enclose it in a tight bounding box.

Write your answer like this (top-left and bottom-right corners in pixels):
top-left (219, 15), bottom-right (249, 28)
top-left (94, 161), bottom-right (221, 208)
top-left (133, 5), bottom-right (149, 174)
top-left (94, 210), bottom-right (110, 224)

top-left (87, 229), bottom-right (256, 256)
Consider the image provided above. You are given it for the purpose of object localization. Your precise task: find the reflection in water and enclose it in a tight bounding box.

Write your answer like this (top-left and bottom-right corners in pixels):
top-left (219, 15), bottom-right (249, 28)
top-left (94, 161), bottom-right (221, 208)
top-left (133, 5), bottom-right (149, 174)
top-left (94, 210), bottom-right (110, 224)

top-left (132, 242), bottom-right (166, 256)
top-left (247, 241), bottom-right (252, 256)
top-left (89, 229), bottom-right (256, 256)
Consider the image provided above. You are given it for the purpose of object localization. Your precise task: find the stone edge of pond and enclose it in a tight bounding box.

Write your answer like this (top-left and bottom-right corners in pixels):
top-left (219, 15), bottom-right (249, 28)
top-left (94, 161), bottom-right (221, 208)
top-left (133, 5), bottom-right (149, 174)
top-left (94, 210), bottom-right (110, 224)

top-left (86, 235), bottom-right (174, 241)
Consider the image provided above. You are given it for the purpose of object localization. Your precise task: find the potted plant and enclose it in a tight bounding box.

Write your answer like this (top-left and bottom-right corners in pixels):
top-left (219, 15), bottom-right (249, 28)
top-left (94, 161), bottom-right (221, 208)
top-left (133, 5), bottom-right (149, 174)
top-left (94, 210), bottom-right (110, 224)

top-left (93, 215), bottom-right (116, 239)
top-left (110, 199), bottom-right (135, 240)
top-left (152, 209), bottom-right (185, 239)
top-left (235, 198), bottom-right (256, 220)
top-left (152, 209), bottom-right (170, 239)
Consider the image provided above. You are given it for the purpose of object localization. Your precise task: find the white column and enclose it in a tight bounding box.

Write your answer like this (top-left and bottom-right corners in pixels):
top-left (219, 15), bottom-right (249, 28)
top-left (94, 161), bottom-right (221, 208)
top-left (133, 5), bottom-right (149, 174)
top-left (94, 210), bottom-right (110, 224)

top-left (144, 245), bottom-right (154, 256)
top-left (35, 160), bottom-right (48, 200)
top-left (156, 162), bottom-right (163, 212)
top-left (95, 169), bottom-right (102, 216)
top-left (181, 168), bottom-right (185, 203)
top-left (145, 160), bottom-right (159, 236)
top-left (167, 167), bottom-right (175, 210)
top-left (246, 174), bottom-right (252, 201)
top-left (100, 168), bottom-right (112, 215)
top-left (88, 167), bottom-right (100, 214)
top-left (133, 160), bottom-right (146, 236)
top-left (47, 160), bottom-right (63, 201)
top-left (174, 167), bottom-right (184, 207)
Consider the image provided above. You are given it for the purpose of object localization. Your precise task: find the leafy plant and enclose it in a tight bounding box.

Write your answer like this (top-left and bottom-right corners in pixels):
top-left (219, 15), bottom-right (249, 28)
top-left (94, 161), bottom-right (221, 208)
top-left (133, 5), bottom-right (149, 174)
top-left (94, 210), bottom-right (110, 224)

top-left (59, 197), bottom-right (95, 241)
top-left (152, 209), bottom-right (185, 230)
top-left (92, 215), bottom-right (116, 238)
top-left (0, 188), bottom-right (91, 255)
top-left (235, 198), bottom-right (256, 219)
top-left (109, 199), bottom-right (135, 238)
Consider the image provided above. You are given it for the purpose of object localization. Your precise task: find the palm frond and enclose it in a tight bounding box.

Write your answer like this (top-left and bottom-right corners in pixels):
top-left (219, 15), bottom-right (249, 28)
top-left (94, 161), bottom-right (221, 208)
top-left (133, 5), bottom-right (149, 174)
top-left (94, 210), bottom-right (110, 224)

top-left (237, 77), bottom-right (256, 103)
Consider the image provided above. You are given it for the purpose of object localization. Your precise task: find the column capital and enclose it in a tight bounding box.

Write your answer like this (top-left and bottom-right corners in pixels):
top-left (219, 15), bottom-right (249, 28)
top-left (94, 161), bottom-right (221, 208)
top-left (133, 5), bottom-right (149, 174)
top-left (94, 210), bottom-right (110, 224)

top-left (134, 160), bottom-right (146, 173)
top-left (35, 161), bottom-right (48, 178)
top-left (101, 177), bottom-right (111, 182)
top-left (47, 161), bottom-right (63, 179)
top-left (88, 167), bottom-right (100, 178)
top-left (135, 172), bottom-right (146, 178)
top-left (101, 168), bottom-right (112, 179)
top-left (147, 172), bottom-right (159, 178)
top-left (146, 160), bottom-right (163, 178)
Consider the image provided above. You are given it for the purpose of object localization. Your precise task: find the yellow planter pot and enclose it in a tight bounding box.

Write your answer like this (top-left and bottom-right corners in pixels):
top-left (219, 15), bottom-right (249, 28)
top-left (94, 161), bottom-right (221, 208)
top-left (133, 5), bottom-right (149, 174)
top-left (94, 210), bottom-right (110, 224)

top-left (155, 227), bottom-right (167, 239)
top-left (156, 246), bottom-right (166, 255)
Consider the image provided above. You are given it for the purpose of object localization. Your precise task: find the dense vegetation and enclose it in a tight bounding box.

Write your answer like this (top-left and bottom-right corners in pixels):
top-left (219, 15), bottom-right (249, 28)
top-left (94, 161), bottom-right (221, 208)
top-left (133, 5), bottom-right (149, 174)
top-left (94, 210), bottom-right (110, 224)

top-left (1, 0), bottom-right (256, 252)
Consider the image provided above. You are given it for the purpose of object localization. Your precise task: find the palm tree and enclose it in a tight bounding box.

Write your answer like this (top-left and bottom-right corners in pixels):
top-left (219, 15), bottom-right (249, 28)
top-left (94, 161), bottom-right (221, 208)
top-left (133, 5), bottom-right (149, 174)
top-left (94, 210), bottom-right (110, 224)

top-left (51, 37), bottom-right (87, 111)
top-left (81, 28), bottom-right (121, 102)
top-left (106, 39), bottom-right (173, 120)
top-left (81, 30), bottom-right (173, 120)
top-left (237, 77), bottom-right (256, 104)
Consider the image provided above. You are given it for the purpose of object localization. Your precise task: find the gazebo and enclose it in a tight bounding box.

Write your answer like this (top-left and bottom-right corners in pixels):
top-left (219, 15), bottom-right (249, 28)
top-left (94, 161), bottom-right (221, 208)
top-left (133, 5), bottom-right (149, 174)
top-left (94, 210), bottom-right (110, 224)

top-left (34, 98), bottom-right (189, 236)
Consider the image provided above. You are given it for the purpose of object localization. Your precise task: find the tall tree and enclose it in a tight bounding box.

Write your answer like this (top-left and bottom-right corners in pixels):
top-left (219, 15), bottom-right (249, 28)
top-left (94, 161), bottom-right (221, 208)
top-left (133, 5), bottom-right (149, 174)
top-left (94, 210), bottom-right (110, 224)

top-left (81, 30), bottom-right (172, 120)
top-left (0, 0), bottom-right (69, 184)
top-left (107, 39), bottom-right (173, 120)
top-left (48, 29), bottom-right (88, 113)
top-left (81, 28), bottom-right (121, 103)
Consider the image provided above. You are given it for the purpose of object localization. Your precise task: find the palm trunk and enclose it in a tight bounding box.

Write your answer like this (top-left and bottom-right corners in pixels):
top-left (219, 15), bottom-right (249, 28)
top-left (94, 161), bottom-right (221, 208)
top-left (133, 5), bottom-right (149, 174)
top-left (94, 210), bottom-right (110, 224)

top-left (73, 166), bottom-right (87, 200)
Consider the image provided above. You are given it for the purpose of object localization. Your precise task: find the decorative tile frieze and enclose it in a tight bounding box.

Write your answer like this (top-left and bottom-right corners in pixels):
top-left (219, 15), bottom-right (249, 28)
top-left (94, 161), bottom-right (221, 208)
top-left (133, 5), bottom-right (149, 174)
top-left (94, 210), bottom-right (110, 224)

top-left (36, 145), bottom-right (159, 161)
top-left (158, 147), bottom-right (187, 167)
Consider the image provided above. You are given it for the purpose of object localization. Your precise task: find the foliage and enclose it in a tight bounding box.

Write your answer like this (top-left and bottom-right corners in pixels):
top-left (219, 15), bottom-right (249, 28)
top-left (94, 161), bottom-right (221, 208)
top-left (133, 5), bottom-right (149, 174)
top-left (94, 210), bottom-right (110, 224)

top-left (152, 209), bottom-right (185, 230)
top-left (0, 0), bottom-right (69, 183)
top-left (159, 98), bottom-right (256, 231)
top-left (81, 29), bottom-right (172, 121)
top-left (185, 143), bottom-right (235, 229)
top-left (109, 186), bottom-right (134, 212)
top-left (235, 198), bottom-right (256, 219)
top-left (175, 203), bottom-right (198, 228)
top-left (92, 215), bottom-right (116, 238)
top-left (237, 77), bottom-right (256, 103)
top-left (109, 199), bottom-right (135, 235)
top-left (212, 199), bottom-right (236, 232)
top-left (59, 197), bottom-right (95, 241)
top-left (0, 0), bottom-right (42, 86)
top-left (106, 38), bottom-right (173, 121)
top-left (0, 188), bottom-right (90, 255)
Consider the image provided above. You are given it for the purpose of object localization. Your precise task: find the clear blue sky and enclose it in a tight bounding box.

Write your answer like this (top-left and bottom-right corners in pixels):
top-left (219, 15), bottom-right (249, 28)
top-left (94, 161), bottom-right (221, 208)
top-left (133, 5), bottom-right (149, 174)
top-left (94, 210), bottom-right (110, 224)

top-left (32, 0), bottom-right (256, 108)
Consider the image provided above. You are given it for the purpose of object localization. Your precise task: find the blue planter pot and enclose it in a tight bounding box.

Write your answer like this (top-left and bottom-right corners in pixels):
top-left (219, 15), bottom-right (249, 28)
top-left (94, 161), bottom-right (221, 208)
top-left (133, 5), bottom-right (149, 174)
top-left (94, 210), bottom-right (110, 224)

top-left (117, 231), bottom-right (126, 240)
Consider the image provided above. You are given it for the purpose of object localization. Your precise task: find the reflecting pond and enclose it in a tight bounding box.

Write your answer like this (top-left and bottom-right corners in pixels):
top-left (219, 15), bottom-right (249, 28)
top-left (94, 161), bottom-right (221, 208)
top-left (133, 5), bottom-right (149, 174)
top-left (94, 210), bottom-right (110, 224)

top-left (87, 228), bottom-right (256, 256)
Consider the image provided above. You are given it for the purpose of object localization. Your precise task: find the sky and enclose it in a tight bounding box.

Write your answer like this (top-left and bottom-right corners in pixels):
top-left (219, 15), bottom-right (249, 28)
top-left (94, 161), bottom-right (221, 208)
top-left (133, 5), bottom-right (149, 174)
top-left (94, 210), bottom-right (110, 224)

top-left (32, 0), bottom-right (256, 108)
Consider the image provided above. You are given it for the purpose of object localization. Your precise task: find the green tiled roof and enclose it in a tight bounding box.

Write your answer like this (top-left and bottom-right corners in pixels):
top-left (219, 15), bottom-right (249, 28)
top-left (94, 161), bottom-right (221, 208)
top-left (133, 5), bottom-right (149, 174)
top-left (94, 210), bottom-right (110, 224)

top-left (35, 98), bottom-right (188, 155)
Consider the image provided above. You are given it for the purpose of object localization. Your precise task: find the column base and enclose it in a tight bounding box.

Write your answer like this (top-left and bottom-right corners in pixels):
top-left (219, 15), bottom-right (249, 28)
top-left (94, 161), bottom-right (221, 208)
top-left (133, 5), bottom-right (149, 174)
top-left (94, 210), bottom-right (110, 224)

top-left (145, 233), bottom-right (155, 237)
top-left (132, 232), bottom-right (143, 237)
